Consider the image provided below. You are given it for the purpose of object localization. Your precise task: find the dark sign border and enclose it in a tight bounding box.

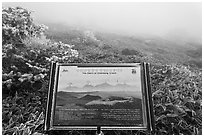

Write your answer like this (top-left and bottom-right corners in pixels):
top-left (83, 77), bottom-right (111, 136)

top-left (44, 62), bottom-right (155, 133)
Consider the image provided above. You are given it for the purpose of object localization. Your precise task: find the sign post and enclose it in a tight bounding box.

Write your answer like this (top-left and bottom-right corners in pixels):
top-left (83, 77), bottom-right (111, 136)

top-left (44, 62), bottom-right (155, 134)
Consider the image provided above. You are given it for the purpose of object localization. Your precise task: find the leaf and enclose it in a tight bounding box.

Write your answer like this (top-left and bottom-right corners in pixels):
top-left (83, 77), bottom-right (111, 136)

top-left (154, 104), bottom-right (166, 116)
top-left (156, 115), bottom-right (166, 121)
top-left (152, 90), bottom-right (164, 97)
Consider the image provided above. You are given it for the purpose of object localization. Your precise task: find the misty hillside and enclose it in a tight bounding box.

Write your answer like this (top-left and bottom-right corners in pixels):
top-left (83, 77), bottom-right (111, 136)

top-left (45, 23), bottom-right (202, 68)
top-left (44, 24), bottom-right (202, 68)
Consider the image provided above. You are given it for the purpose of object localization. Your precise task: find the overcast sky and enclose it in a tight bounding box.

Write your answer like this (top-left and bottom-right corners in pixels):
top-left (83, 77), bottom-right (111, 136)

top-left (2, 2), bottom-right (202, 42)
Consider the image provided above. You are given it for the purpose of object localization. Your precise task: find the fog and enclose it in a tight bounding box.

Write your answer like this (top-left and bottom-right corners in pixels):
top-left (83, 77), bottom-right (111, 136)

top-left (3, 2), bottom-right (202, 43)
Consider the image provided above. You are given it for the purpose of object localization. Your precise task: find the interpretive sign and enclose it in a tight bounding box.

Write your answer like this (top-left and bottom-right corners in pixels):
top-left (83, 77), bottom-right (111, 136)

top-left (44, 63), bottom-right (154, 132)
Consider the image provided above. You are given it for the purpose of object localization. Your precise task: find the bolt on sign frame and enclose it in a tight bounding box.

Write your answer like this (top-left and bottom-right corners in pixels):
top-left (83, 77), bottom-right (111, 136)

top-left (44, 62), bottom-right (155, 134)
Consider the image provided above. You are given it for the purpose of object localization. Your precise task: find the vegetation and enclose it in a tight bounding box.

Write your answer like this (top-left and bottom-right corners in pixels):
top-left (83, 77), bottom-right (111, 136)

top-left (2, 7), bottom-right (78, 135)
top-left (2, 7), bottom-right (202, 135)
top-left (151, 64), bottom-right (202, 135)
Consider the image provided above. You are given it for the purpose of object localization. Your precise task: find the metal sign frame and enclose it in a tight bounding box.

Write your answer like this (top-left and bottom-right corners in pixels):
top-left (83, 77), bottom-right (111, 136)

top-left (44, 62), bottom-right (155, 133)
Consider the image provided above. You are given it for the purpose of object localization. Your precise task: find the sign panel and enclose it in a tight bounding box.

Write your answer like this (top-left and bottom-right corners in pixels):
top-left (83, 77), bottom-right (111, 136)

top-left (45, 63), bottom-right (154, 132)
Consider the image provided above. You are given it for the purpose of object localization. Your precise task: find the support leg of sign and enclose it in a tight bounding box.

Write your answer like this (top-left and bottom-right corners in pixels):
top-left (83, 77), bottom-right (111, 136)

top-left (96, 126), bottom-right (104, 135)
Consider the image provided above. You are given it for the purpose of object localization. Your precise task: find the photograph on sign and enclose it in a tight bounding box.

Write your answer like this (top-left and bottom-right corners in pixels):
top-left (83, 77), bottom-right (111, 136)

top-left (51, 64), bottom-right (147, 128)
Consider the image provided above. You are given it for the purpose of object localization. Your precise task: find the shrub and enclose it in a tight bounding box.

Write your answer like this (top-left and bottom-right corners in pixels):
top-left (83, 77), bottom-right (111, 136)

top-left (2, 7), bottom-right (79, 135)
top-left (121, 48), bottom-right (143, 56)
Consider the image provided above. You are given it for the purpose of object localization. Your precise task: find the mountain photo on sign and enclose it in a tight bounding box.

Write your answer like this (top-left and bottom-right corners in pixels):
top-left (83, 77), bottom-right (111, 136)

top-left (53, 65), bottom-right (145, 127)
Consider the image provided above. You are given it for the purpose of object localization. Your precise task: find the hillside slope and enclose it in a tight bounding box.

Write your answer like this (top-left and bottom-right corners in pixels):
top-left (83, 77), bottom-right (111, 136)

top-left (45, 23), bottom-right (202, 68)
